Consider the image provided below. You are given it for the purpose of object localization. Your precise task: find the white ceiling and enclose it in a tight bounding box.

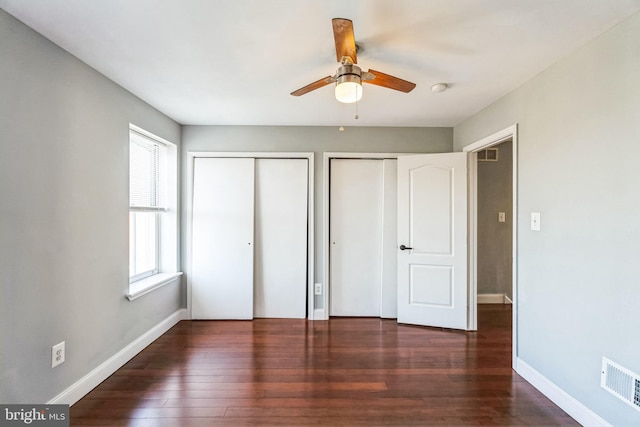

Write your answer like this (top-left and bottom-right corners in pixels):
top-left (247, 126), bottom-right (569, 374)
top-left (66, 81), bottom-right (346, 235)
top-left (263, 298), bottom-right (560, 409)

top-left (2, 0), bottom-right (640, 127)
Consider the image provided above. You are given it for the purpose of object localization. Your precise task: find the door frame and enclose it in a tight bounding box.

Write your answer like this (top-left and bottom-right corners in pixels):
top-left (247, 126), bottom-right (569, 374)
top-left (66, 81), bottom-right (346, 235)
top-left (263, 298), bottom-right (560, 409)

top-left (321, 152), bottom-right (412, 320)
top-left (185, 152), bottom-right (315, 320)
top-left (462, 124), bottom-right (518, 368)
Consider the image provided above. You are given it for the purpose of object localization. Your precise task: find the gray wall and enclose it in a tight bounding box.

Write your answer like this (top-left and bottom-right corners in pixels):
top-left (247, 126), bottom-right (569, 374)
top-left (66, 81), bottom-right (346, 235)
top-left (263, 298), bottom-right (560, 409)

top-left (477, 141), bottom-right (512, 299)
top-left (181, 125), bottom-right (453, 308)
top-left (0, 10), bottom-right (182, 404)
top-left (454, 11), bottom-right (640, 426)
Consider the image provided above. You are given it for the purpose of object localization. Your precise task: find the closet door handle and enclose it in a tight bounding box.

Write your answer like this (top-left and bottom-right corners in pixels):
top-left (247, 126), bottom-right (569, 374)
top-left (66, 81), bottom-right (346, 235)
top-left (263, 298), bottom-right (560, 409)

top-left (399, 244), bottom-right (413, 251)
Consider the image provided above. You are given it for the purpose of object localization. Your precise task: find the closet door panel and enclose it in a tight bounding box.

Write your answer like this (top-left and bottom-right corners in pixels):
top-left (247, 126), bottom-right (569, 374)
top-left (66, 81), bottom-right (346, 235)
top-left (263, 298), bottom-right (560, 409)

top-left (330, 159), bottom-right (383, 316)
top-left (254, 158), bottom-right (308, 318)
top-left (191, 158), bottom-right (255, 319)
top-left (380, 159), bottom-right (398, 318)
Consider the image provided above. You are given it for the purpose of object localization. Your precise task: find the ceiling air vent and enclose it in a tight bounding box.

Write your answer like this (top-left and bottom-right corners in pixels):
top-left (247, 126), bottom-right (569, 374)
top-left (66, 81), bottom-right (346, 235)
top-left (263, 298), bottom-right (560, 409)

top-left (601, 357), bottom-right (640, 412)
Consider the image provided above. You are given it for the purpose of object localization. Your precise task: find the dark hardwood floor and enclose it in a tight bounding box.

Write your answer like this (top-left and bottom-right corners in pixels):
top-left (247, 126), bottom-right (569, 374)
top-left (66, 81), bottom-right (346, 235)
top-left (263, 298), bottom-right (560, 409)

top-left (71, 305), bottom-right (578, 426)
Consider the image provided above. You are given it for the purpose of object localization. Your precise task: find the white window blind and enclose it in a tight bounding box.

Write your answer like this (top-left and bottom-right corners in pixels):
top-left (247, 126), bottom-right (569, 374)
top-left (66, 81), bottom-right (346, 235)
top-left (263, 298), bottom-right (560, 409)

top-left (129, 130), bottom-right (166, 211)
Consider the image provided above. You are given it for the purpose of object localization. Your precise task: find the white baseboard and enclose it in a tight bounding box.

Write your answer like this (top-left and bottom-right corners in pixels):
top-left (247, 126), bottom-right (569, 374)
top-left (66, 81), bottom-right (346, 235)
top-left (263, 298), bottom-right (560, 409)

top-left (478, 293), bottom-right (507, 304)
top-left (48, 308), bottom-right (187, 406)
top-left (313, 308), bottom-right (327, 320)
top-left (516, 358), bottom-right (611, 427)
top-left (504, 295), bottom-right (513, 304)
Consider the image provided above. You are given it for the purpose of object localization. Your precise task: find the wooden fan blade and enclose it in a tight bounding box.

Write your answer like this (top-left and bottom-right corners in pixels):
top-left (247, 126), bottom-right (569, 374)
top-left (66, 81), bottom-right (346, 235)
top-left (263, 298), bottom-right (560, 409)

top-left (364, 69), bottom-right (416, 93)
top-left (332, 18), bottom-right (357, 64)
top-left (290, 76), bottom-right (333, 96)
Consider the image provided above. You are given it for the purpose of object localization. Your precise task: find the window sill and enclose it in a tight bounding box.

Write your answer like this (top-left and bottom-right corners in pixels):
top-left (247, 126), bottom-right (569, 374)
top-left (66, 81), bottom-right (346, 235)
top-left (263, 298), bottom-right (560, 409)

top-left (127, 272), bottom-right (183, 301)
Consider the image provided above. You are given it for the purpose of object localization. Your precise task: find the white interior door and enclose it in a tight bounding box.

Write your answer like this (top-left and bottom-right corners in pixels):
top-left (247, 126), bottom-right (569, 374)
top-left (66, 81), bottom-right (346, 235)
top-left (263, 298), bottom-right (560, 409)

top-left (330, 159), bottom-right (383, 316)
top-left (254, 158), bottom-right (308, 318)
top-left (397, 153), bottom-right (468, 329)
top-left (191, 157), bottom-right (255, 319)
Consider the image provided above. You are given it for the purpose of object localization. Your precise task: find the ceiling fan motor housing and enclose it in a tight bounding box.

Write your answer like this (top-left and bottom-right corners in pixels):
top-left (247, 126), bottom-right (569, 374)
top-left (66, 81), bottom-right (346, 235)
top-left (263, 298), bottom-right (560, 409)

top-left (336, 64), bottom-right (362, 85)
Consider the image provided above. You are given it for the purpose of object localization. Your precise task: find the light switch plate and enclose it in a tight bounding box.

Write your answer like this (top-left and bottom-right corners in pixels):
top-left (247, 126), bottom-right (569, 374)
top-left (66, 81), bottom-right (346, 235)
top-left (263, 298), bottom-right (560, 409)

top-left (498, 212), bottom-right (506, 223)
top-left (531, 212), bottom-right (541, 231)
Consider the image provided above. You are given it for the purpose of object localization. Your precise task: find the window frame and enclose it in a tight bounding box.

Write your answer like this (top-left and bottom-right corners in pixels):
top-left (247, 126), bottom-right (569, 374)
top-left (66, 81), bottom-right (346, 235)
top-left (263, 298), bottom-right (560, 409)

top-left (127, 124), bottom-right (180, 299)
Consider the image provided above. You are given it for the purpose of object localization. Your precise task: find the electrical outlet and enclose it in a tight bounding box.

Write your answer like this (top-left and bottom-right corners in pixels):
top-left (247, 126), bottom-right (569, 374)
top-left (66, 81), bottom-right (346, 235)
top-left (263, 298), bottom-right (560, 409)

top-left (52, 342), bottom-right (65, 368)
top-left (314, 283), bottom-right (322, 295)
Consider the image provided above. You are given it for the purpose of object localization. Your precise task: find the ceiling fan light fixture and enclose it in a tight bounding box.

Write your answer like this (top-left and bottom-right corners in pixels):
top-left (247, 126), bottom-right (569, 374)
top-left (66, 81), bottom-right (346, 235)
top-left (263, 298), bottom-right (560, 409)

top-left (335, 80), bottom-right (362, 103)
top-left (334, 64), bottom-right (362, 103)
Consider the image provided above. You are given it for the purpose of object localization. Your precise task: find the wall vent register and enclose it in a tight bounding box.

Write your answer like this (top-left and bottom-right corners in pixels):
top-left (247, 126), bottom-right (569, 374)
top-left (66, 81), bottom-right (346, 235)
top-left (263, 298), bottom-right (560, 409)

top-left (601, 357), bottom-right (640, 412)
top-left (477, 148), bottom-right (499, 162)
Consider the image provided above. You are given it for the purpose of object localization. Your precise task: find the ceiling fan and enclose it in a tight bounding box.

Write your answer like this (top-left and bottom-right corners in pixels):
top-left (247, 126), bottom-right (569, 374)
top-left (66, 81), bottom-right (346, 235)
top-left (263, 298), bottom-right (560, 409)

top-left (291, 18), bottom-right (416, 103)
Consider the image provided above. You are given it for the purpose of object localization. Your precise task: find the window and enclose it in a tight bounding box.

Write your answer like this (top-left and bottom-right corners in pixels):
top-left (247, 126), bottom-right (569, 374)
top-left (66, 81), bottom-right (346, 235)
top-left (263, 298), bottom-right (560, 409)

top-left (129, 131), bottom-right (165, 281)
top-left (128, 125), bottom-right (180, 299)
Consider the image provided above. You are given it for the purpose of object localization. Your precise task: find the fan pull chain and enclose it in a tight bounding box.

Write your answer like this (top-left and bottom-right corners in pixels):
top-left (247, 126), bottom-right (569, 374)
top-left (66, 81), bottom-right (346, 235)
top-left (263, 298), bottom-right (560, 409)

top-left (355, 98), bottom-right (359, 120)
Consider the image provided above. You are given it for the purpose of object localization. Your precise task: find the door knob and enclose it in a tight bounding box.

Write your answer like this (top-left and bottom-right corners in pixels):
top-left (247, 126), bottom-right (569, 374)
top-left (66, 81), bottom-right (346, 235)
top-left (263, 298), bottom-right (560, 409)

top-left (399, 244), bottom-right (413, 251)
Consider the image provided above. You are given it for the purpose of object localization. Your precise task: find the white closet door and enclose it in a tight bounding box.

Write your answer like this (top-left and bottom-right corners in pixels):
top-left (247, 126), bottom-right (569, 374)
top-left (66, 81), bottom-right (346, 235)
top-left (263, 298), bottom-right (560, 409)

top-left (330, 159), bottom-right (383, 316)
top-left (254, 158), bottom-right (308, 318)
top-left (191, 158), bottom-right (255, 319)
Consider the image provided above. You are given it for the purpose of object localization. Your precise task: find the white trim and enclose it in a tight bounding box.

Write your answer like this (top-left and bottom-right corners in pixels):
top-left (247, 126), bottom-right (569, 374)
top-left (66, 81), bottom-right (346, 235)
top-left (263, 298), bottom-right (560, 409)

top-left (468, 151), bottom-right (478, 329)
top-left (322, 154), bottom-right (330, 320)
top-left (185, 152), bottom-right (315, 320)
top-left (462, 125), bottom-right (517, 153)
top-left (313, 308), bottom-right (326, 320)
top-left (463, 124), bottom-right (518, 369)
top-left (504, 295), bottom-right (513, 304)
top-left (126, 272), bottom-right (183, 301)
top-left (323, 152), bottom-right (416, 160)
top-left (188, 151), bottom-right (313, 159)
top-left (129, 206), bottom-right (167, 213)
top-left (516, 358), bottom-right (612, 427)
top-left (129, 123), bottom-right (174, 147)
top-left (477, 293), bottom-right (507, 304)
top-left (48, 309), bottom-right (187, 406)
top-left (307, 156), bottom-right (315, 320)
top-left (512, 129), bottom-right (519, 363)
